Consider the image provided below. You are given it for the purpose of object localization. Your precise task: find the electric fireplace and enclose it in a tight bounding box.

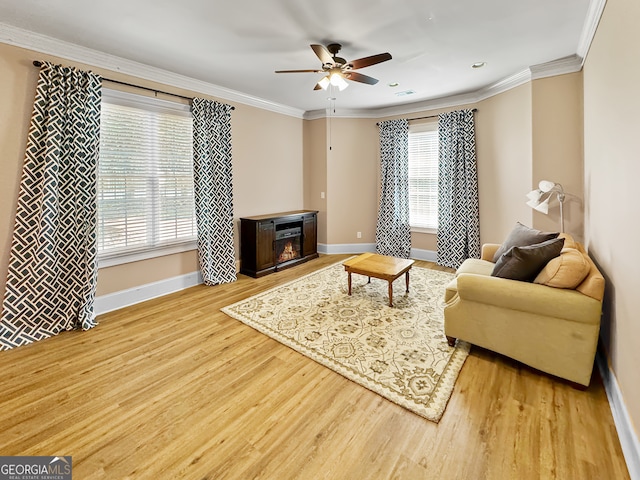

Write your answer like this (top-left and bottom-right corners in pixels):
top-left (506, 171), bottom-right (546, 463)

top-left (239, 210), bottom-right (318, 278)
top-left (275, 226), bottom-right (301, 265)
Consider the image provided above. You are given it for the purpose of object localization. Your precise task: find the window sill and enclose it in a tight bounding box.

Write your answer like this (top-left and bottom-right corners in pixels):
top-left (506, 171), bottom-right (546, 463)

top-left (98, 240), bottom-right (197, 268)
top-left (411, 226), bottom-right (438, 235)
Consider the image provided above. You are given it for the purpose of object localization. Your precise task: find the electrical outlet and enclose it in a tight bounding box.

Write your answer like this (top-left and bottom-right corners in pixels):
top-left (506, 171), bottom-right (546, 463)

top-left (357, 231), bottom-right (362, 238)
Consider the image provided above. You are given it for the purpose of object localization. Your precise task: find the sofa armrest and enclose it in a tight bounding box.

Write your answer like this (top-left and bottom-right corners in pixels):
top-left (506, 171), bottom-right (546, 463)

top-left (481, 244), bottom-right (501, 262)
top-left (454, 273), bottom-right (602, 325)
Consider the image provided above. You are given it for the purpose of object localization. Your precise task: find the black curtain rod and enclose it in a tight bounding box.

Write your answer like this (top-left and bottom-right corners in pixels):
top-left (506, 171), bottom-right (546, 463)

top-left (32, 60), bottom-right (235, 109)
top-left (376, 108), bottom-right (477, 126)
top-left (407, 107), bottom-right (477, 122)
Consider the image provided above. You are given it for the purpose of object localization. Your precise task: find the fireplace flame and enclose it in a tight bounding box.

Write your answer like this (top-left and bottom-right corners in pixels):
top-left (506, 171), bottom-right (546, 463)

top-left (278, 241), bottom-right (299, 263)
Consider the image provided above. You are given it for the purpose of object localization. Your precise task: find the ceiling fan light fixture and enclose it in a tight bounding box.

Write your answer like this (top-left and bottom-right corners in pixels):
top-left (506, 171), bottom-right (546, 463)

top-left (277, 43), bottom-right (391, 92)
top-left (317, 76), bottom-right (330, 90)
top-left (330, 72), bottom-right (349, 91)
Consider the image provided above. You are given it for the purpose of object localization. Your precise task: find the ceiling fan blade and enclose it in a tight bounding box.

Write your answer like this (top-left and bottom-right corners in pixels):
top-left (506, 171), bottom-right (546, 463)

top-left (313, 83), bottom-right (322, 90)
top-left (275, 69), bottom-right (324, 73)
top-left (311, 44), bottom-right (333, 64)
top-left (345, 71), bottom-right (379, 85)
top-left (348, 52), bottom-right (392, 70)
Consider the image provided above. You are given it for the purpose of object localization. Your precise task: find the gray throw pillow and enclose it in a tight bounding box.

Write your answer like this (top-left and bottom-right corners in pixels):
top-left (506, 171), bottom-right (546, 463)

top-left (492, 222), bottom-right (560, 263)
top-left (492, 237), bottom-right (565, 282)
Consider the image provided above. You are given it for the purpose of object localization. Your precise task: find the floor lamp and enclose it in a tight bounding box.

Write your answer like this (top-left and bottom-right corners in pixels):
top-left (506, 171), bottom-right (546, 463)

top-left (526, 180), bottom-right (566, 232)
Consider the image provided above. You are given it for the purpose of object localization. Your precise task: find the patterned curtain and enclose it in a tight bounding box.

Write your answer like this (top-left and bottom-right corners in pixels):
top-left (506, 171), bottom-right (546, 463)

top-left (0, 62), bottom-right (101, 350)
top-left (192, 98), bottom-right (237, 285)
top-left (436, 109), bottom-right (480, 269)
top-left (376, 119), bottom-right (411, 258)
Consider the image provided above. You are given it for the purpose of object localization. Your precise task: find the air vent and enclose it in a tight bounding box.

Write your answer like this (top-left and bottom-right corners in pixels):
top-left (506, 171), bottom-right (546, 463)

top-left (395, 90), bottom-right (416, 97)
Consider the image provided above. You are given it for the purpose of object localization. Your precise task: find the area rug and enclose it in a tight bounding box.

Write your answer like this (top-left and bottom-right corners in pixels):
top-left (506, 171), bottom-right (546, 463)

top-left (221, 260), bottom-right (470, 422)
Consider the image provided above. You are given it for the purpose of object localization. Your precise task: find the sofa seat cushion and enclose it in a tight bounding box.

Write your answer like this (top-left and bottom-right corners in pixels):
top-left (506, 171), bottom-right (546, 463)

top-left (445, 258), bottom-right (495, 303)
top-left (534, 247), bottom-right (590, 289)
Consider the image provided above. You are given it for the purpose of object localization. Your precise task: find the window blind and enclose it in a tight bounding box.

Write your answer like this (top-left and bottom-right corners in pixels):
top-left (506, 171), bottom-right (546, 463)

top-left (98, 89), bottom-right (195, 260)
top-left (408, 123), bottom-right (439, 230)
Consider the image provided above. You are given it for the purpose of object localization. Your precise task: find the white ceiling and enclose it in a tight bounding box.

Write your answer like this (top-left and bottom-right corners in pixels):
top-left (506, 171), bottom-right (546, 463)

top-left (0, 0), bottom-right (593, 115)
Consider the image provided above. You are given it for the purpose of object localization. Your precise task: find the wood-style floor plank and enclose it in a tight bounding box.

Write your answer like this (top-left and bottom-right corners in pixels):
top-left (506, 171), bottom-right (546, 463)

top-left (0, 254), bottom-right (630, 479)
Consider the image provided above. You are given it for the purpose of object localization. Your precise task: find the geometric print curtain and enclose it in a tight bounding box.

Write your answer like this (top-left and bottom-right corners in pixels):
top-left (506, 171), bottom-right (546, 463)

top-left (192, 98), bottom-right (237, 285)
top-left (375, 119), bottom-right (411, 259)
top-left (436, 109), bottom-right (480, 269)
top-left (0, 62), bottom-right (101, 350)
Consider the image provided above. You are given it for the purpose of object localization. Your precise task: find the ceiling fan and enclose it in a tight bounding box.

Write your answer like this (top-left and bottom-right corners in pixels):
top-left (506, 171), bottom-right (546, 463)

top-left (275, 43), bottom-right (392, 91)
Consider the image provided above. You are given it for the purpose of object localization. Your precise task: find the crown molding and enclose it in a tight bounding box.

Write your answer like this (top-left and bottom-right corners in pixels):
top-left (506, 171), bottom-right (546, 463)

top-left (529, 54), bottom-right (583, 80)
top-left (305, 0), bottom-right (604, 121)
top-left (473, 68), bottom-right (532, 102)
top-left (307, 52), bottom-right (585, 120)
top-left (577, 0), bottom-right (607, 63)
top-left (0, 22), bottom-right (306, 119)
top-left (305, 68), bottom-right (532, 120)
top-left (2, 0), bottom-right (602, 123)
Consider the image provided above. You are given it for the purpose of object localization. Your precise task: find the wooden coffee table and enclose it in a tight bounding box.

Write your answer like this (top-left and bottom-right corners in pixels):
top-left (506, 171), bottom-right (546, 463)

top-left (342, 252), bottom-right (415, 307)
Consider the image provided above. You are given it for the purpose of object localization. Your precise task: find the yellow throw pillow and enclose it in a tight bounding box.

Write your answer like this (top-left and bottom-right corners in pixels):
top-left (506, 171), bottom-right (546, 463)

top-left (558, 232), bottom-right (577, 250)
top-left (534, 248), bottom-right (590, 289)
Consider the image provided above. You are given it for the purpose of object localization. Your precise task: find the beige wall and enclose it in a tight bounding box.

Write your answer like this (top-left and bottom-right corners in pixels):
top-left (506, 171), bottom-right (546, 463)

top-left (366, 89), bottom-right (534, 251)
top-left (303, 118), bottom-right (328, 244)
top-left (583, 0), bottom-right (640, 439)
top-left (325, 117), bottom-right (379, 245)
top-left (476, 84), bottom-right (534, 243)
top-left (312, 89), bottom-right (540, 253)
top-left (531, 73), bottom-right (584, 240)
top-left (0, 42), bottom-right (304, 297)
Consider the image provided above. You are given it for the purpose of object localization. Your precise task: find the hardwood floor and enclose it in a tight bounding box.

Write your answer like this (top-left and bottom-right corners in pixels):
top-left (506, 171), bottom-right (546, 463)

top-left (0, 255), bottom-right (629, 479)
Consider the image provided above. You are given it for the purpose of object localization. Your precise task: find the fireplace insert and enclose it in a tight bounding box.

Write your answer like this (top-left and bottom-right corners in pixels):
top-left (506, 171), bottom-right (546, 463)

top-left (275, 226), bottom-right (301, 265)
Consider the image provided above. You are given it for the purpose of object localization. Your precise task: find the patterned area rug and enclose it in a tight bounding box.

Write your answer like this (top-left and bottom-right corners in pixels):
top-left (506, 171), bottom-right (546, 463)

top-left (221, 260), bottom-right (470, 422)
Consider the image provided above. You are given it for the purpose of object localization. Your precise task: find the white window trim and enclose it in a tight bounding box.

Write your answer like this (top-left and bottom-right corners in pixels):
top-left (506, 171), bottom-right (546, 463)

top-left (411, 226), bottom-right (438, 235)
top-left (102, 88), bottom-right (192, 115)
top-left (408, 120), bottom-right (439, 233)
top-left (98, 88), bottom-right (196, 268)
top-left (98, 240), bottom-right (197, 268)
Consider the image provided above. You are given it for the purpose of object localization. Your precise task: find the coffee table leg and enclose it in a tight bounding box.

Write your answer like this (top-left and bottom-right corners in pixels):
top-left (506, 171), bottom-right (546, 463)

top-left (406, 271), bottom-right (410, 293)
top-left (388, 281), bottom-right (393, 307)
top-left (348, 272), bottom-right (352, 296)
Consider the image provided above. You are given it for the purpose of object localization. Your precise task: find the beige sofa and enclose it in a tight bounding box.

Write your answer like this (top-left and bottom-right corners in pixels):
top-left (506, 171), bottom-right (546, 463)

top-left (443, 233), bottom-right (605, 387)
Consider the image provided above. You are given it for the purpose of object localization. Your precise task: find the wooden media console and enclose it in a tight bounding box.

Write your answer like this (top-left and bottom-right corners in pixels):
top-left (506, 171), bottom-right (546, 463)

top-left (239, 210), bottom-right (318, 278)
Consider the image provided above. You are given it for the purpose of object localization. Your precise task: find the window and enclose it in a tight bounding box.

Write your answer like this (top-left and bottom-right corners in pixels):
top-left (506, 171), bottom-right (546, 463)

top-left (98, 89), bottom-right (195, 266)
top-left (408, 122), bottom-right (439, 231)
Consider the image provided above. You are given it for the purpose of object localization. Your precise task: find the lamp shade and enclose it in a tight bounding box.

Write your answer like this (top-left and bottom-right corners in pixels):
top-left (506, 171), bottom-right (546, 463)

top-left (317, 76), bottom-right (330, 90)
top-left (532, 196), bottom-right (550, 214)
top-left (525, 179), bottom-right (566, 232)
top-left (330, 73), bottom-right (349, 91)
top-left (526, 189), bottom-right (542, 202)
top-left (538, 180), bottom-right (557, 192)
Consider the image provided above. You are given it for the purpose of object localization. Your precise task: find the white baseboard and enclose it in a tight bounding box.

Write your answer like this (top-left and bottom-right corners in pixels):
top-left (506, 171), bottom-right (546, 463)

top-left (94, 270), bottom-right (203, 315)
top-left (597, 350), bottom-right (640, 480)
top-left (93, 247), bottom-right (439, 315)
top-left (410, 247), bottom-right (438, 262)
top-left (318, 243), bottom-right (376, 254)
top-left (318, 243), bottom-right (437, 263)
top-left (95, 259), bottom-right (640, 480)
